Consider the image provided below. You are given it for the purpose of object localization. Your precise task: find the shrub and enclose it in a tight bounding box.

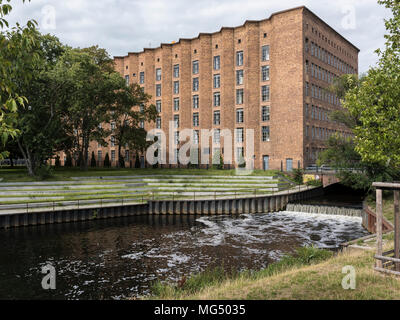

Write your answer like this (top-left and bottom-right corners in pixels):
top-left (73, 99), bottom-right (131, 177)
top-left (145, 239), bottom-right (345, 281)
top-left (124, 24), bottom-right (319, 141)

top-left (119, 155), bottom-right (125, 168)
top-left (35, 165), bottom-right (54, 180)
top-left (306, 179), bottom-right (323, 187)
top-left (103, 153), bottom-right (111, 168)
top-left (292, 168), bottom-right (304, 185)
top-left (65, 153), bottom-right (73, 167)
top-left (90, 151), bottom-right (96, 168)
top-left (55, 156), bottom-right (61, 168)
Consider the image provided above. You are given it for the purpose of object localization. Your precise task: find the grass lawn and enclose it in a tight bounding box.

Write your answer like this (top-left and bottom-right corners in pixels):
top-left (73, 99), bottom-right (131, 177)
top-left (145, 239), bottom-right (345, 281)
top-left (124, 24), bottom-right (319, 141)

top-left (0, 167), bottom-right (279, 182)
top-left (148, 244), bottom-right (400, 300)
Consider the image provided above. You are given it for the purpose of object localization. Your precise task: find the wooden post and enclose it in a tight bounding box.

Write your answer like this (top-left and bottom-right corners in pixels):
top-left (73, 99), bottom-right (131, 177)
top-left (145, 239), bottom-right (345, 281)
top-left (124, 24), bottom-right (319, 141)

top-left (376, 188), bottom-right (383, 268)
top-left (394, 191), bottom-right (400, 271)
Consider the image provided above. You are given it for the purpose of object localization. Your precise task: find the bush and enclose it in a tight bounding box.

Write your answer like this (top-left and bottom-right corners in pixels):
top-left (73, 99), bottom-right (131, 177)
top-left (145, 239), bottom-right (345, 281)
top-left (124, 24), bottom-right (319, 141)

top-left (306, 179), bottom-right (323, 187)
top-left (292, 168), bottom-right (304, 185)
top-left (55, 156), bottom-right (61, 168)
top-left (90, 151), bottom-right (96, 168)
top-left (119, 155), bottom-right (125, 168)
top-left (135, 155), bottom-right (141, 168)
top-left (103, 152), bottom-right (111, 168)
top-left (65, 153), bottom-right (73, 167)
top-left (35, 165), bottom-right (54, 180)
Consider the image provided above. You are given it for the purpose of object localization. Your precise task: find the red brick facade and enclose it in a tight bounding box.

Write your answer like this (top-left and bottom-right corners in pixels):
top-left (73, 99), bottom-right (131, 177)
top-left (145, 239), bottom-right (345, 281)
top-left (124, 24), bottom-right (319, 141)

top-left (82, 6), bottom-right (359, 170)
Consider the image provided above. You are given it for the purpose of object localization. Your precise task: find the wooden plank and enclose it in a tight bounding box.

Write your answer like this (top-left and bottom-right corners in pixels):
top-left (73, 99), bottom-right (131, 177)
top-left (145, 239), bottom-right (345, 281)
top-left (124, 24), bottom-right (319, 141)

top-left (395, 191), bottom-right (400, 271)
top-left (376, 189), bottom-right (383, 268)
top-left (374, 267), bottom-right (400, 277)
top-left (375, 255), bottom-right (400, 263)
top-left (373, 182), bottom-right (400, 190)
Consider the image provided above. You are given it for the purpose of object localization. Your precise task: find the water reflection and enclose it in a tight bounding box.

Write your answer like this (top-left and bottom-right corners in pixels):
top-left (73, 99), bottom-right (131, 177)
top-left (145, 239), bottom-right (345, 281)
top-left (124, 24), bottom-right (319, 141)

top-left (0, 212), bottom-right (368, 300)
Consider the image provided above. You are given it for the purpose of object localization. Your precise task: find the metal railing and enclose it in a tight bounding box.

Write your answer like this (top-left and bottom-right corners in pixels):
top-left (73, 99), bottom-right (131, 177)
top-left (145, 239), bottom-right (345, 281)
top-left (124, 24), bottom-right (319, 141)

top-left (0, 184), bottom-right (307, 214)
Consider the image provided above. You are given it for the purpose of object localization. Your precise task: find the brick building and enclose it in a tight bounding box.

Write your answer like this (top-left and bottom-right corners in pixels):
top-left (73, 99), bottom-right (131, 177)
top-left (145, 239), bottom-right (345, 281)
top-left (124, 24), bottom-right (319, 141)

top-left (107, 6), bottom-right (359, 170)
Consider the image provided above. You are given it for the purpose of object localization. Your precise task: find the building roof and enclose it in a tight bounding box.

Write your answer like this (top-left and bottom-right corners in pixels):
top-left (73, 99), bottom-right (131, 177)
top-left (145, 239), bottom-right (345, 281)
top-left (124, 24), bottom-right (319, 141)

top-left (114, 6), bottom-right (359, 60)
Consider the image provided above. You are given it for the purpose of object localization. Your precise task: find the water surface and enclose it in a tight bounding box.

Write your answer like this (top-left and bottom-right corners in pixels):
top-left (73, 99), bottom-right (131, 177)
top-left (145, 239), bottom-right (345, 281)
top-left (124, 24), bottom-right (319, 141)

top-left (0, 211), bottom-right (368, 300)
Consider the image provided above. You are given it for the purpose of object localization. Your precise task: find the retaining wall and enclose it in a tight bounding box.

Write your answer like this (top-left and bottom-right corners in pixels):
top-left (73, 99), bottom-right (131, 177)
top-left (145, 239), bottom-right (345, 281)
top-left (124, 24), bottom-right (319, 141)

top-left (0, 187), bottom-right (323, 229)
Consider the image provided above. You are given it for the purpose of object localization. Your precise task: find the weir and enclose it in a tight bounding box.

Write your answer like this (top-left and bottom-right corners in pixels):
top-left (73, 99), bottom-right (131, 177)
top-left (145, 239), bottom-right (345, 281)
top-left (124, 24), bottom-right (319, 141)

top-left (286, 203), bottom-right (363, 217)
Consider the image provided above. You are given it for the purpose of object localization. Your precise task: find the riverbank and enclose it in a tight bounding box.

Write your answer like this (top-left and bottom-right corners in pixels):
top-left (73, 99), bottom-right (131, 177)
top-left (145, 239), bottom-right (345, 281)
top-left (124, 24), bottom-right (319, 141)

top-left (148, 239), bottom-right (400, 300)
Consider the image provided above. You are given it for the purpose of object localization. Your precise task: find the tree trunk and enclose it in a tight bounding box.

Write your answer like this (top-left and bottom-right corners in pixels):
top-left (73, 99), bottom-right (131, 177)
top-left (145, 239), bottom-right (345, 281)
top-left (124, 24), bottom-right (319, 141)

top-left (17, 139), bottom-right (35, 176)
top-left (117, 144), bottom-right (122, 168)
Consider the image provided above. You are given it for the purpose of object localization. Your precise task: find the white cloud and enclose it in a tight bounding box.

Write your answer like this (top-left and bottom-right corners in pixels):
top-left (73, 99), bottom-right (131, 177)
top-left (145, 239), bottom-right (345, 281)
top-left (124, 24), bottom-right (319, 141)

top-left (6, 0), bottom-right (393, 73)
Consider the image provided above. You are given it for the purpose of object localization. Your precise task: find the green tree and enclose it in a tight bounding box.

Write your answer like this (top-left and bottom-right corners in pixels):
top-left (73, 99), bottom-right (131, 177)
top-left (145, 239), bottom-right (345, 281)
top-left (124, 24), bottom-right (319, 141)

top-left (14, 33), bottom-right (72, 176)
top-left (110, 83), bottom-right (157, 168)
top-left (343, 0), bottom-right (400, 168)
top-left (0, 0), bottom-right (39, 159)
top-left (54, 46), bottom-right (123, 171)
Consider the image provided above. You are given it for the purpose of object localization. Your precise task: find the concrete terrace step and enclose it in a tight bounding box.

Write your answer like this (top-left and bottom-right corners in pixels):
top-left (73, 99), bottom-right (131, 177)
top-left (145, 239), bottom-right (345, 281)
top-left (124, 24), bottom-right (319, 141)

top-left (70, 175), bottom-right (277, 181)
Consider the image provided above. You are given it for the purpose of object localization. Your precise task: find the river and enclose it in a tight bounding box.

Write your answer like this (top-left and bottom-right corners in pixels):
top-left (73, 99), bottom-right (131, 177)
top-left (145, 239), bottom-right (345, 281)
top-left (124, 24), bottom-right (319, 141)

top-left (0, 211), bottom-right (368, 300)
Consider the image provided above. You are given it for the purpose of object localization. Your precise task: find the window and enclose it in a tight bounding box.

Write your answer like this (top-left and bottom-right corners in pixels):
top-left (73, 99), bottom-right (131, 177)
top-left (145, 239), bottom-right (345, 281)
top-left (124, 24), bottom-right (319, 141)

top-left (193, 60), bottom-right (199, 74)
top-left (193, 78), bottom-right (199, 92)
top-left (156, 117), bottom-right (161, 129)
top-left (261, 65), bottom-right (270, 81)
top-left (111, 150), bottom-right (116, 162)
top-left (261, 85), bottom-right (270, 102)
top-left (174, 131), bottom-right (180, 145)
top-left (174, 98), bottom-right (180, 111)
top-left (236, 51), bottom-right (243, 66)
top-left (236, 109), bottom-right (244, 123)
top-left (140, 120), bottom-right (144, 129)
top-left (236, 147), bottom-right (244, 161)
top-left (193, 113), bottom-right (199, 127)
top-left (213, 74), bottom-right (221, 89)
top-left (173, 64), bottom-right (180, 78)
top-left (193, 95), bottom-right (199, 109)
top-left (156, 100), bottom-right (161, 113)
top-left (97, 150), bottom-right (102, 162)
top-left (262, 126), bottom-right (270, 142)
top-left (213, 92), bottom-right (221, 107)
top-left (156, 84), bottom-right (161, 97)
top-left (261, 45), bottom-right (270, 61)
top-left (213, 129), bottom-right (221, 144)
top-left (139, 72), bottom-right (145, 84)
top-left (306, 82), bottom-right (309, 96)
top-left (236, 70), bottom-right (244, 85)
top-left (193, 130), bottom-right (199, 144)
top-left (214, 111), bottom-right (220, 125)
top-left (236, 128), bottom-right (244, 143)
top-left (213, 56), bottom-right (220, 70)
top-left (174, 115), bottom-right (179, 128)
top-left (156, 68), bottom-right (162, 81)
top-left (111, 136), bottom-right (115, 147)
top-left (236, 89), bottom-right (244, 105)
top-left (111, 121), bottom-right (116, 130)
top-left (125, 150), bottom-right (130, 162)
top-left (125, 75), bottom-right (130, 86)
top-left (262, 106), bottom-right (270, 121)
top-left (174, 81), bottom-right (179, 94)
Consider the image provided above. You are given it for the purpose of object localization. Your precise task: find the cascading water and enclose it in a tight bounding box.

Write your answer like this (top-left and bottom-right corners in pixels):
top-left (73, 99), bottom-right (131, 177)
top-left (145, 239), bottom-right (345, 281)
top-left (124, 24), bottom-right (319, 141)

top-left (286, 203), bottom-right (363, 217)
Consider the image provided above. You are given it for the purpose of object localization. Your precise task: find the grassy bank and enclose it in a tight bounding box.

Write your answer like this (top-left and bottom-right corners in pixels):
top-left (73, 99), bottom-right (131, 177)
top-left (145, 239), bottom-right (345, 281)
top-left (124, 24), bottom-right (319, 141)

top-left (148, 245), bottom-right (400, 300)
top-left (0, 167), bottom-right (279, 182)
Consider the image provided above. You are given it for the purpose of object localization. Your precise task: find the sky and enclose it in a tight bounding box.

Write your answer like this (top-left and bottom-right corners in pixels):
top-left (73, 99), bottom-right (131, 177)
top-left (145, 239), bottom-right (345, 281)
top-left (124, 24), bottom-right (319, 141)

top-left (7, 0), bottom-right (393, 73)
